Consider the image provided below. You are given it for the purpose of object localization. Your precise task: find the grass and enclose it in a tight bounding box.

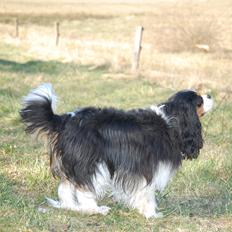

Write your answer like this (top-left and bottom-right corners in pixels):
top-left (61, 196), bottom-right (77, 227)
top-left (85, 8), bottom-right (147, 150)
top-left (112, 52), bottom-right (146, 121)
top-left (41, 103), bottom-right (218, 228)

top-left (0, 0), bottom-right (232, 231)
top-left (1, 0), bottom-right (232, 91)
top-left (0, 42), bottom-right (232, 232)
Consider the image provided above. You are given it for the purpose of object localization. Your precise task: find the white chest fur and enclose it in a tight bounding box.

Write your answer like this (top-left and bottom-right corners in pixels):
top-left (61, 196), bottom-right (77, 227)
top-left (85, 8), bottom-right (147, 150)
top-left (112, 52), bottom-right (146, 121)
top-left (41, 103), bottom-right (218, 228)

top-left (153, 162), bottom-right (174, 191)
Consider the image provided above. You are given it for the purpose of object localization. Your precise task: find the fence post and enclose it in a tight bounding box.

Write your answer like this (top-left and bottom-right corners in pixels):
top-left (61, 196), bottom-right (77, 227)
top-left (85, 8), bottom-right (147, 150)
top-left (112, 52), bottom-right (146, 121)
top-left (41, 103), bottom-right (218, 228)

top-left (132, 26), bottom-right (144, 72)
top-left (56, 22), bottom-right (60, 46)
top-left (15, 17), bottom-right (19, 38)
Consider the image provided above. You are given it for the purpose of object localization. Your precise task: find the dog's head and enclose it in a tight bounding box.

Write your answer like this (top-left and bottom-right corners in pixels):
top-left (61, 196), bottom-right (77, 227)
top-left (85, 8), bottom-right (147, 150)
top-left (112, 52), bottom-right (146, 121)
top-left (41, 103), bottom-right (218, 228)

top-left (164, 90), bottom-right (213, 160)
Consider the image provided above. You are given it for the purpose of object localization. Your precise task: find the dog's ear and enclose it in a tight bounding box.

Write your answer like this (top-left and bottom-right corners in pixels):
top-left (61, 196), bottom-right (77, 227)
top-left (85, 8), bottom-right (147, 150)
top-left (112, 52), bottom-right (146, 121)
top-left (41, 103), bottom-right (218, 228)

top-left (177, 102), bottom-right (203, 159)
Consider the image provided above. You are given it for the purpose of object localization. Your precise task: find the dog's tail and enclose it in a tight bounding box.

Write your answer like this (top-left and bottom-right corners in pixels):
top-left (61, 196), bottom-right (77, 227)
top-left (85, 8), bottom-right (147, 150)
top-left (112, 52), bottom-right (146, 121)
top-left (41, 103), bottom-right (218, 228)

top-left (20, 83), bottom-right (61, 137)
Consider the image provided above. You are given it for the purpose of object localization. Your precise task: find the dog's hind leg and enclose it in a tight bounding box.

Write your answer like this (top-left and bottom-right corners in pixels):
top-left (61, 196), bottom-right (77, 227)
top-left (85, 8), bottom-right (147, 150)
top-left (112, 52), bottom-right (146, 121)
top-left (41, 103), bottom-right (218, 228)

top-left (47, 163), bottom-right (111, 215)
top-left (46, 180), bottom-right (80, 211)
top-left (75, 189), bottom-right (110, 215)
top-left (74, 163), bottom-right (112, 215)
top-left (47, 179), bottom-right (110, 215)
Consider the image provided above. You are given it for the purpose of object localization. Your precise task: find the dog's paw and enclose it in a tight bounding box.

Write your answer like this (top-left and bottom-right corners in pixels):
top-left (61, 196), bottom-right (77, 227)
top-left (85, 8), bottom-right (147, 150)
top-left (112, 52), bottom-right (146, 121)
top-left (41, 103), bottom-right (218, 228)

top-left (98, 205), bottom-right (111, 215)
top-left (152, 212), bottom-right (163, 218)
top-left (144, 211), bottom-right (163, 219)
top-left (45, 197), bottom-right (61, 208)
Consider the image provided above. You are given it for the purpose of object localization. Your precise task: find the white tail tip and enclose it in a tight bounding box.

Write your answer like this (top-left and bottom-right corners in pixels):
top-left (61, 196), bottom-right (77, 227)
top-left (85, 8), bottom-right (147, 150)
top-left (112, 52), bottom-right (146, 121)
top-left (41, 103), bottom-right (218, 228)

top-left (23, 83), bottom-right (57, 111)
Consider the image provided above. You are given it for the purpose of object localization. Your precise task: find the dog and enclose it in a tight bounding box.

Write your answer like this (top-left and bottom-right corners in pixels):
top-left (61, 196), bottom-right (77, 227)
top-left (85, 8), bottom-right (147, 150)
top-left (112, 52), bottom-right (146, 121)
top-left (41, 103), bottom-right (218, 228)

top-left (20, 83), bottom-right (213, 218)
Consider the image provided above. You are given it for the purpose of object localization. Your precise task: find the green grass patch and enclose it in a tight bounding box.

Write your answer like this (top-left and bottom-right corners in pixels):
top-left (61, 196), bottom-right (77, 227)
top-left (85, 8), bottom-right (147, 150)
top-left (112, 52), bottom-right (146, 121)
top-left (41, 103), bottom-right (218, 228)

top-left (0, 42), bottom-right (231, 231)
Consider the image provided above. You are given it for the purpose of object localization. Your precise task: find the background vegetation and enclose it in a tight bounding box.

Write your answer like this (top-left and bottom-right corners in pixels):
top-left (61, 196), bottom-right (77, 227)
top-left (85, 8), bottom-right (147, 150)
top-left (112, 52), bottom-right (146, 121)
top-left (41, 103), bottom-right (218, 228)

top-left (0, 0), bottom-right (232, 231)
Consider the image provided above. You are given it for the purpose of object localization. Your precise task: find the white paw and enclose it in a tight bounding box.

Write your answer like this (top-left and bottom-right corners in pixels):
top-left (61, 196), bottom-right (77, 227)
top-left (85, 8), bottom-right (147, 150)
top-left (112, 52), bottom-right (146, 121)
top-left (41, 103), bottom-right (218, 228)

top-left (45, 197), bottom-right (61, 208)
top-left (153, 212), bottom-right (163, 218)
top-left (98, 205), bottom-right (111, 215)
top-left (144, 211), bottom-right (163, 219)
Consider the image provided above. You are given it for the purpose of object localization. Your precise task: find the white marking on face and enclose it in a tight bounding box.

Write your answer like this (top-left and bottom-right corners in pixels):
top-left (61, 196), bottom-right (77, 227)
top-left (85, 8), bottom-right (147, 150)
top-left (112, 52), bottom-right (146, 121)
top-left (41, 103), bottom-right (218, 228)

top-left (202, 95), bottom-right (213, 113)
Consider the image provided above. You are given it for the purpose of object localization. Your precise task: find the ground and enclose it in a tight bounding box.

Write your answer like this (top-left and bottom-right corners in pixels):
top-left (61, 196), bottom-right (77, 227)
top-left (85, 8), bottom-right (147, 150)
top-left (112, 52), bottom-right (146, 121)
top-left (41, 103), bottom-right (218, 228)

top-left (0, 1), bottom-right (232, 231)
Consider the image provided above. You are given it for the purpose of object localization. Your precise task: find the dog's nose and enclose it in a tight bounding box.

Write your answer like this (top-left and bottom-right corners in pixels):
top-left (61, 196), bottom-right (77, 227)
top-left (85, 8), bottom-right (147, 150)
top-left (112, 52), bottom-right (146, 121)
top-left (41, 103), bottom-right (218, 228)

top-left (207, 94), bottom-right (211, 99)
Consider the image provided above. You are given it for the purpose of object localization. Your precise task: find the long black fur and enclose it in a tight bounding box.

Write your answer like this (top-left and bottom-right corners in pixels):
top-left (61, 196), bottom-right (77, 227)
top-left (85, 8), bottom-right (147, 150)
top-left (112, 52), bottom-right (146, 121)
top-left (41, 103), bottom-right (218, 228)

top-left (162, 90), bottom-right (203, 159)
top-left (20, 87), bottom-right (203, 192)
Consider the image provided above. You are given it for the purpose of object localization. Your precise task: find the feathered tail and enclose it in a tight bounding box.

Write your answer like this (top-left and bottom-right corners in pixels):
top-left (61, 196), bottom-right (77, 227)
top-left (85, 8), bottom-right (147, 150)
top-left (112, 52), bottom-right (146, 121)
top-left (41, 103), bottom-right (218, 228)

top-left (20, 83), bottom-right (60, 137)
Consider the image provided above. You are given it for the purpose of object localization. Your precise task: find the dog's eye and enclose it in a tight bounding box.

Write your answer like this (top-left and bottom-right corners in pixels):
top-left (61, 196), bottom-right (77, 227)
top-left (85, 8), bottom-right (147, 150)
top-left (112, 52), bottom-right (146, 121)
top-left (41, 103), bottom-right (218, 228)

top-left (197, 103), bottom-right (202, 107)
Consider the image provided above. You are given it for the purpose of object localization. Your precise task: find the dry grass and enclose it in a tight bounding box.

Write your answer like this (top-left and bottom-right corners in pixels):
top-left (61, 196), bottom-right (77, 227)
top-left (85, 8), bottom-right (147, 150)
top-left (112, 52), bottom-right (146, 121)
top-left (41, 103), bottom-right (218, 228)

top-left (0, 1), bottom-right (230, 108)
top-left (0, 45), bottom-right (232, 231)
top-left (0, 1), bottom-right (232, 93)
top-left (0, 1), bottom-right (231, 92)
top-left (0, 3), bottom-right (232, 230)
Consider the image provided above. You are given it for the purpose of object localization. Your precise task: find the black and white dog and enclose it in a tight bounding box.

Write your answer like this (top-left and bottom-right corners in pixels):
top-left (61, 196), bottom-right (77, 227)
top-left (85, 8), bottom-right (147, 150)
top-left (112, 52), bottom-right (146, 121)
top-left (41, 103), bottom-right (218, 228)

top-left (20, 84), bottom-right (213, 218)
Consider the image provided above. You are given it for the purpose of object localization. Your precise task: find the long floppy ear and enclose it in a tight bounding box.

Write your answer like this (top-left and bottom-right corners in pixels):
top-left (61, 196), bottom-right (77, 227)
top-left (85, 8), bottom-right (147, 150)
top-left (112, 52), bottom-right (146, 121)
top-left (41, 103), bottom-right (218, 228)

top-left (177, 102), bottom-right (203, 159)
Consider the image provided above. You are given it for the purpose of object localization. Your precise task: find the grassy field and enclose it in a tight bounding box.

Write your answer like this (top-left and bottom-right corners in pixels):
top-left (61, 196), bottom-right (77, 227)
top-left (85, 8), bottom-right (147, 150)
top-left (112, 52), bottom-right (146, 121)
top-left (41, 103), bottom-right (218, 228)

top-left (0, 0), bottom-right (232, 231)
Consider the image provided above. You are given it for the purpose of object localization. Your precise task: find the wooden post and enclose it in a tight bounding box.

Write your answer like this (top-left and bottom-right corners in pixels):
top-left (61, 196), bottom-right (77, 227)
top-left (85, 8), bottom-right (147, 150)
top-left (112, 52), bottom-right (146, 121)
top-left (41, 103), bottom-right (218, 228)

top-left (15, 17), bottom-right (19, 38)
top-left (132, 26), bottom-right (144, 72)
top-left (56, 22), bottom-right (60, 46)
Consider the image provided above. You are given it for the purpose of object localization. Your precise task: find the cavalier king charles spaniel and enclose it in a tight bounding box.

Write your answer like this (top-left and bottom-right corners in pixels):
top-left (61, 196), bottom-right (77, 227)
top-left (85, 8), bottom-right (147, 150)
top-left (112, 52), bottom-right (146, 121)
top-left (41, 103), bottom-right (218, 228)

top-left (20, 84), bottom-right (213, 218)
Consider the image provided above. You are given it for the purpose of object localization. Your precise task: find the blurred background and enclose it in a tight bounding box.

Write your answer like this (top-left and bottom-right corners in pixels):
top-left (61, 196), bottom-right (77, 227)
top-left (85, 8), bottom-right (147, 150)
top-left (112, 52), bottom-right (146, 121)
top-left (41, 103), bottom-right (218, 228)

top-left (1, 0), bottom-right (232, 90)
